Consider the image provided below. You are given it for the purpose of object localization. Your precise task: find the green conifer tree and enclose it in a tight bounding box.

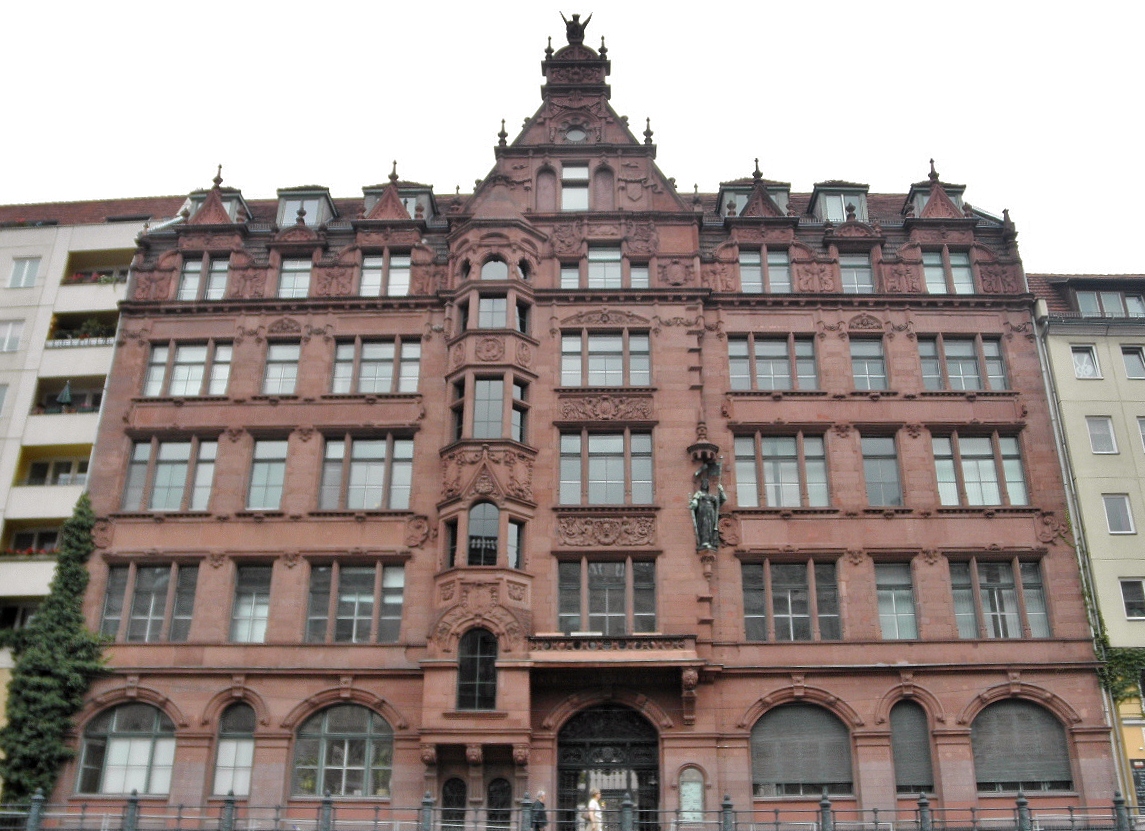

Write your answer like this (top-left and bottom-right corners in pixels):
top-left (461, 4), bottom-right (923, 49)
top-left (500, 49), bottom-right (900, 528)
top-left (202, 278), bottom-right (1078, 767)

top-left (0, 494), bottom-right (105, 802)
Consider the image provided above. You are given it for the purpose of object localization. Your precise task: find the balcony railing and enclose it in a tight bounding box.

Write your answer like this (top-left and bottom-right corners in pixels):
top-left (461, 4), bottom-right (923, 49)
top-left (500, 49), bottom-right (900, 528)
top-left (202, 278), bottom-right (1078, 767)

top-left (44, 336), bottom-right (115, 349)
top-left (62, 269), bottom-right (130, 285)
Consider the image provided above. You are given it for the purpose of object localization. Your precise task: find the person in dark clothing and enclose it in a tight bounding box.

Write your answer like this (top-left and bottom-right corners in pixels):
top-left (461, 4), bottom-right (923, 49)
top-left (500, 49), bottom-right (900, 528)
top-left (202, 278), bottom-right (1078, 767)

top-left (533, 790), bottom-right (548, 831)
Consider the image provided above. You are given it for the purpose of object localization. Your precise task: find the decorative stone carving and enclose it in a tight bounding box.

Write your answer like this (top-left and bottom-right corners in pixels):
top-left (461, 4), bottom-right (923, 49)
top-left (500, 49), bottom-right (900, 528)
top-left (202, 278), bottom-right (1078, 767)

top-left (450, 344), bottom-right (465, 368)
top-left (561, 308), bottom-right (651, 327)
top-left (921, 549), bottom-right (941, 565)
top-left (845, 549), bottom-right (866, 566)
top-left (795, 262), bottom-right (834, 292)
top-left (978, 263), bottom-right (1023, 294)
top-left (405, 516), bottom-right (430, 547)
top-left (551, 222), bottom-right (581, 257)
top-left (476, 336), bottom-right (506, 362)
top-left (832, 423), bottom-right (853, 437)
top-left (466, 744), bottom-right (484, 765)
top-left (133, 271), bottom-right (172, 301)
top-left (626, 221), bottom-right (658, 256)
top-left (513, 744), bottom-right (530, 766)
top-left (1036, 511), bottom-right (1069, 544)
top-left (314, 264), bottom-right (353, 297)
top-left (294, 426), bottom-right (315, 442)
top-left (431, 582), bottom-right (527, 653)
top-left (883, 263), bottom-right (921, 293)
top-left (267, 317), bottom-right (303, 335)
top-left (557, 515), bottom-right (656, 546)
top-left (225, 427), bottom-right (246, 443)
top-left (208, 552), bottom-right (227, 569)
top-left (92, 519), bottom-right (113, 549)
top-left (441, 446), bottom-right (535, 502)
top-left (702, 262), bottom-right (736, 291)
top-left (848, 313), bottom-right (883, 331)
top-left (421, 744), bottom-right (437, 765)
top-left (559, 395), bottom-right (653, 421)
top-left (904, 423), bottom-right (924, 438)
top-left (508, 582), bottom-right (526, 602)
top-left (232, 266), bottom-right (266, 299)
top-left (657, 258), bottom-right (693, 287)
top-left (281, 551), bottom-right (301, 568)
top-left (717, 516), bottom-right (740, 547)
top-left (515, 341), bottom-right (533, 367)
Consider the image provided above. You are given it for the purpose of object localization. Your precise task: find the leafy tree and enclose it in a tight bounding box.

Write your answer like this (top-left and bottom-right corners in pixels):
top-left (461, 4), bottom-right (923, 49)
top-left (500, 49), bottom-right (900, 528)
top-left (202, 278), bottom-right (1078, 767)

top-left (0, 494), bottom-right (105, 802)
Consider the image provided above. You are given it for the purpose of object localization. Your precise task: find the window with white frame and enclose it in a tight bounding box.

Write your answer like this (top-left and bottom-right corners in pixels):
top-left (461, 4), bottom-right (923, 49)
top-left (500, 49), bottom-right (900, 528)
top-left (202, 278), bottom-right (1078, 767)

top-left (248, 440), bottom-right (288, 509)
top-left (734, 433), bottom-right (829, 508)
top-left (0, 321), bottom-right (24, 352)
top-left (177, 255), bottom-right (228, 301)
top-left (1123, 347), bottom-right (1145, 379)
top-left (143, 341), bottom-right (232, 397)
top-left (122, 438), bottom-right (217, 512)
top-left (876, 563), bottom-right (917, 639)
top-left (360, 252), bottom-right (411, 296)
top-left (742, 560), bottom-right (840, 641)
top-left (1071, 345), bottom-right (1100, 379)
top-left (951, 558), bottom-right (1050, 638)
top-left (561, 331), bottom-right (650, 386)
top-left (560, 430), bottom-right (653, 505)
top-left (78, 704), bottom-right (176, 795)
top-left (839, 254), bottom-right (874, 293)
top-left (1138, 418), bottom-right (1145, 452)
top-left (230, 566), bottom-right (272, 643)
top-left (1076, 289), bottom-right (1145, 318)
top-left (101, 563), bottom-right (198, 642)
top-left (1104, 494), bottom-right (1135, 534)
top-left (306, 562), bottom-right (404, 643)
top-left (332, 338), bottom-right (420, 394)
top-left (213, 703), bottom-right (255, 796)
top-left (1086, 416), bottom-right (1118, 453)
top-left (319, 435), bottom-right (413, 510)
top-left (561, 164), bottom-right (589, 211)
top-left (278, 259), bottom-right (311, 298)
top-left (558, 558), bottom-right (656, 635)
top-left (851, 339), bottom-right (888, 390)
top-left (1120, 580), bottom-right (1145, 618)
top-left (587, 246), bottom-right (622, 288)
top-left (933, 433), bottom-right (1028, 506)
top-left (262, 343), bottom-right (301, 395)
top-left (923, 249), bottom-right (974, 294)
top-left (728, 334), bottom-right (818, 391)
top-left (738, 249), bottom-right (791, 293)
top-left (8, 257), bottom-right (39, 288)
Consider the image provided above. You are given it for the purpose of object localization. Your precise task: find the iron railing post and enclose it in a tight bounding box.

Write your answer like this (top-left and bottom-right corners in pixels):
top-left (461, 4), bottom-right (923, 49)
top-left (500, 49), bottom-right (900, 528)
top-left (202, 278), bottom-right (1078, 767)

top-left (621, 792), bottom-right (634, 831)
top-left (319, 791), bottom-right (334, 831)
top-left (918, 793), bottom-right (932, 831)
top-left (721, 795), bottom-right (734, 831)
top-left (1015, 791), bottom-right (1031, 831)
top-left (521, 792), bottom-right (534, 831)
top-left (25, 789), bottom-right (44, 831)
top-left (123, 790), bottom-right (140, 831)
top-left (1114, 791), bottom-right (1131, 831)
top-left (421, 791), bottom-right (435, 831)
top-left (220, 791), bottom-right (236, 831)
top-left (819, 793), bottom-right (833, 831)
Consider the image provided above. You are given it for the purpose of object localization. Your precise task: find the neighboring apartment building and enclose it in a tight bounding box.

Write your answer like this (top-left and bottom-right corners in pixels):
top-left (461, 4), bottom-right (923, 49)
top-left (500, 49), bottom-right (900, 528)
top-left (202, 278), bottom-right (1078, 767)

top-left (0, 196), bottom-right (182, 704)
top-left (1032, 273), bottom-right (1145, 802)
top-left (57, 18), bottom-right (1115, 822)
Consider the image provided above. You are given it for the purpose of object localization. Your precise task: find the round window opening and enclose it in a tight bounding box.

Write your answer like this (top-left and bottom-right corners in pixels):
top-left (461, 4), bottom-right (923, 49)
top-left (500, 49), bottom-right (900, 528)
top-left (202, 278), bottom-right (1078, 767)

top-left (565, 126), bottom-right (588, 143)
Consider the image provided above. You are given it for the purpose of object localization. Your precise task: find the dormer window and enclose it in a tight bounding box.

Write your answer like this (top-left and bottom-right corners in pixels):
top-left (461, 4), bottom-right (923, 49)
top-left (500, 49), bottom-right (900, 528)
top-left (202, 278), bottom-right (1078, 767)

top-left (185, 191), bottom-right (248, 223)
top-left (1076, 289), bottom-right (1145, 318)
top-left (721, 189), bottom-right (751, 218)
top-left (277, 189), bottom-right (334, 227)
top-left (561, 164), bottom-right (589, 211)
top-left (818, 193), bottom-right (867, 223)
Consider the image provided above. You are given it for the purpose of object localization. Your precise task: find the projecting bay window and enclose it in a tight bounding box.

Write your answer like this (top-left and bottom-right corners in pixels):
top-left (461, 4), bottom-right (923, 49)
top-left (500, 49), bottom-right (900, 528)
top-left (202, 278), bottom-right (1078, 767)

top-left (560, 430), bottom-right (653, 505)
top-left (444, 504), bottom-right (527, 569)
top-left (561, 331), bottom-right (650, 386)
top-left (319, 435), bottom-right (413, 511)
top-left (143, 341), bottom-right (232, 397)
top-left (919, 335), bottom-right (1007, 391)
top-left (738, 249), bottom-right (791, 294)
top-left (923, 249), bottom-right (975, 294)
top-left (728, 334), bottom-right (817, 391)
top-left (734, 432), bottom-right (829, 508)
top-left (360, 252), bottom-right (411, 296)
top-left (461, 294), bottom-right (530, 334)
top-left (331, 338), bottom-right (420, 394)
top-left (450, 375), bottom-right (529, 443)
top-left (122, 438), bottom-right (217, 512)
top-left (933, 433), bottom-right (1028, 507)
top-left (558, 558), bottom-right (656, 635)
top-left (101, 562), bottom-right (198, 642)
top-left (742, 559), bottom-right (841, 641)
top-left (306, 562), bottom-right (405, 643)
top-left (951, 557), bottom-right (1050, 638)
top-left (177, 255), bottom-right (229, 301)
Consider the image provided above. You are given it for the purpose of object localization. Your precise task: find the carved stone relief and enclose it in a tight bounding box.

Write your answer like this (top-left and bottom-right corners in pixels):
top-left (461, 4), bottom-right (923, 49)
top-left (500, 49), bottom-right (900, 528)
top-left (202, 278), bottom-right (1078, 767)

top-left (559, 395), bottom-right (653, 421)
top-left (441, 446), bottom-right (535, 502)
top-left (556, 515), bottom-right (656, 546)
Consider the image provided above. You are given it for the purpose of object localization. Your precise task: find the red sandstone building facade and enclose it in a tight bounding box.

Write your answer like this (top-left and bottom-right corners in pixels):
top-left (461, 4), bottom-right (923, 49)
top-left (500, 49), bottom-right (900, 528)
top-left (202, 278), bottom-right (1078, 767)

top-left (65, 16), bottom-right (1114, 823)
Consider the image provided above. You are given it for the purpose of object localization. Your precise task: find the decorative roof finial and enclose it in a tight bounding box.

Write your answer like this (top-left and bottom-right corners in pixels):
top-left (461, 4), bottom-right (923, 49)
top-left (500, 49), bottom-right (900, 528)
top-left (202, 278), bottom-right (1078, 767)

top-left (296, 204), bottom-right (307, 225)
top-left (213, 164), bottom-right (223, 189)
top-left (643, 118), bottom-right (654, 145)
top-left (389, 161), bottom-right (399, 183)
top-left (928, 158), bottom-right (939, 183)
top-left (561, 12), bottom-right (591, 46)
top-left (753, 158), bottom-right (761, 181)
top-left (545, 36), bottom-right (554, 59)
top-left (599, 36), bottom-right (607, 58)
top-left (692, 184), bottom-right (702, 208)
top-left (498, 119), bottom-right (508, 147)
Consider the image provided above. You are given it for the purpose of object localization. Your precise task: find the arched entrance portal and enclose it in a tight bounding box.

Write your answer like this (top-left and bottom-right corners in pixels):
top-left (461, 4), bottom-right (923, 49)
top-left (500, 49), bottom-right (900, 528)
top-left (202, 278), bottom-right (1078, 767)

top-left (557, 705), bottom-right (659, 831)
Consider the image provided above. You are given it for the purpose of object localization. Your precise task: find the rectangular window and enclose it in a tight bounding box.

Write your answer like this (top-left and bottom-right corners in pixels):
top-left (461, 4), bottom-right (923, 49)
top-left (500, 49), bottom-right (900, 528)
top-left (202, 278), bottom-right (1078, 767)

top-left (0, 383), bottom-right (7, 416)
top-left (876, 563), bottom-right (917, 639)
top-left (306, 563), bottom-right (404, 643)
top-left (741, 560), bottom-right (840, 641)
top-left (739, 249), bottom-right (793, 293)
top-left (734, 432), bottom-right (828, 508)
top-left (1086, 416), bottom-right (1118, 454)
top-left (360, 253), bottom-right (411, 296)
top-left (923, 250), bottom-right (974, 294)
top-left (230, 566), bottom-right (272, 643)
top-left (561, 164), bottom-right (589, 211)
top-left (919, 336), bottom-right (1007, 391)
top-left (1071, 345), bottom-right (1100, 379)
top-left (851, 339), bottom-right (887, 390)
top-left (1076, 289), bottom-right (1145, 318)
top-left (951, 558), bottom-right (1049, 639)
top-left (178, 256), bottom-right (228, 301)
top-left (1120, 580), bottom-right (1145, 618)
top-left (0, 321), bottom-right (24, 352)
top-left (263, 343), bottom-right (300, 395)
top-left (102, 563), bottom-right (198, 642)
top-left (331, 338), bottom-right (420, 394)
top-left (587, 247), bottom-right (622, 289)
top-left (862, 436), bottom-right (903, 507)
top-left (248, 440), bottom-right (288, 510)
top-left (728, 334), bottom-right (817, 391)
top-left (933, 433), bottom-right (1027, 507)
top-left (561, 331), bottom-right (650, 386)
top-left (143, 341), bottom-right (231, 397)
top-left (1104, 494), bottom-right (1135, 534)
top-left (24, 458), bottom-right (89, 487)
top-left (558, 558), bottom-right (656, 635)
top-left (1138, 418), bottom-right (1145, 453)
top-left (560, 431), bottom-right (652, 505)
top-left (1123, 347), bottom-right (1145, 379)
top-left (9, 257), bottom-right (40, 288)
top-left (839, 254), bottom-right (874, 294)
top-left (278, 259), bottom-right (311, 299)
top-left (121, 439), bottom-right (217, 512)
top-left (739, 251), bottom-right (762, 293)
top-left (319, 435), bottom-right (413, 510)
top-left (451, 375), bottom-right (529, 442)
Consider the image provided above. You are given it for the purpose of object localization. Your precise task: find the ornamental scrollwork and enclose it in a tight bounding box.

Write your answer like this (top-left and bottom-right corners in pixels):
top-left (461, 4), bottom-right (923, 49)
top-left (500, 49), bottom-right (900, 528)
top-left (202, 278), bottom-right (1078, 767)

top-left (559, 395), bottom-right (653, 421)
top-left (557, 515), bottom-right (656, 546)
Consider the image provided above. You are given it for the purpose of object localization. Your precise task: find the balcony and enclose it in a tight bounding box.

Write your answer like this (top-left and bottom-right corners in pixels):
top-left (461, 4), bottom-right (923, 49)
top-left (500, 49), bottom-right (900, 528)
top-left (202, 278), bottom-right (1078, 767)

top-left (5, 484), bottom-right (85, 521)
top-left (22, 412), bottom-right (99, 446)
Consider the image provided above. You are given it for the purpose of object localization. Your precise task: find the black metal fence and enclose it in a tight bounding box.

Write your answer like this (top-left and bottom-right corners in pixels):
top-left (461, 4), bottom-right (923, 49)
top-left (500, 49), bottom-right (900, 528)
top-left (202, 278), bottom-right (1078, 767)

top-left (2, 792), bottom-right (1142, 831)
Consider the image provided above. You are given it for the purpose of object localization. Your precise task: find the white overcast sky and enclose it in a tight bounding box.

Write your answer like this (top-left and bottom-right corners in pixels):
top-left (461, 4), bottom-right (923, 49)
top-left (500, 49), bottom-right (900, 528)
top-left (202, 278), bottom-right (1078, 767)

top-left (3, 1), bottom-right (1139, 275)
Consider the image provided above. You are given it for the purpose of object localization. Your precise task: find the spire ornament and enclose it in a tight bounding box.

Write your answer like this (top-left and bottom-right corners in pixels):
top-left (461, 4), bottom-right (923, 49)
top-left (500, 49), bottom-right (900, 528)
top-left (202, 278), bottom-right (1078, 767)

top-left (389, 161), bottom-right (399, 184)
top-left (498, 119), bottom-right (508, 147)
top-left (560, 12), bottom-right (592, 46)
top-left (753, 158), bottom-right (762, 181)
top-left (213, 165), bottom-right (223, 189)
top-left (643, 118), bottom-right (654, 145)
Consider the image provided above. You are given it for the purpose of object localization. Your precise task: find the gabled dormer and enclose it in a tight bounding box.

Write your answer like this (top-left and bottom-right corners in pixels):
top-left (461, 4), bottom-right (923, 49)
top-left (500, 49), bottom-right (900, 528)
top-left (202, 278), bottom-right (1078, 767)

top-left (276, 186), bottom-right (336, 227)
top-left (904, 160), bottom-right (967, 219)
top-left (717, 163), bottom-right (790, 219)
top-left (183, 169), bottom-right (250, 224)
top-left (808, 181), bottom-right (869, 223)
top-left (363, 165), bottom-right (438, 222)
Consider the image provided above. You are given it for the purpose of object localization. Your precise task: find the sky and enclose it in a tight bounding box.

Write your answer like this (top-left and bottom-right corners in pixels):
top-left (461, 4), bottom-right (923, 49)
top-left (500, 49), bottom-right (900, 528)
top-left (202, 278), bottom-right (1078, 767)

top-left (3, 1), bottom-right (1140, 275)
